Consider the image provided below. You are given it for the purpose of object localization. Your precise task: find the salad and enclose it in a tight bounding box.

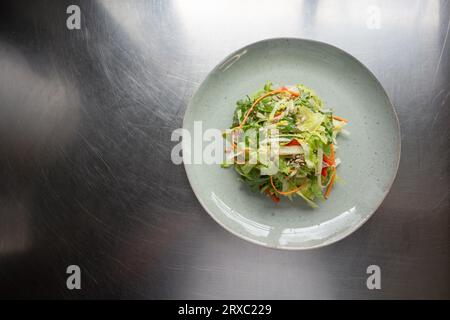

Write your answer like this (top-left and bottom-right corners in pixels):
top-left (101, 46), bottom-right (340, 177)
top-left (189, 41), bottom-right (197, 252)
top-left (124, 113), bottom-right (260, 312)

top-left (222, 82), bottom-right (348, 208)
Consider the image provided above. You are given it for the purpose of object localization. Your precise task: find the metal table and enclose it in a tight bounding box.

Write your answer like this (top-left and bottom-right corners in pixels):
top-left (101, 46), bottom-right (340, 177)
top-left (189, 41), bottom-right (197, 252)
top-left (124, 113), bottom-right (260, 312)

top-left (0, 0), bottom-right (448, 299)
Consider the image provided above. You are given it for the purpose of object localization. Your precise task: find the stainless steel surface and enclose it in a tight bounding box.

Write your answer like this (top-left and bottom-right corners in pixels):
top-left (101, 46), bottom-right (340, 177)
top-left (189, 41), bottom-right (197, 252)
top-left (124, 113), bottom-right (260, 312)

top-left (0, 0), bottom-right (448, 299)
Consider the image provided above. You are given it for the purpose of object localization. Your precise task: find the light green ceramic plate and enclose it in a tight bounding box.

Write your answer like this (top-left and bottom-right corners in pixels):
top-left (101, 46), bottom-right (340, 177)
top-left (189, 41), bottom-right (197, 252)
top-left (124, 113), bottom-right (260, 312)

top-left (183, 38), bottom-right (400, 249)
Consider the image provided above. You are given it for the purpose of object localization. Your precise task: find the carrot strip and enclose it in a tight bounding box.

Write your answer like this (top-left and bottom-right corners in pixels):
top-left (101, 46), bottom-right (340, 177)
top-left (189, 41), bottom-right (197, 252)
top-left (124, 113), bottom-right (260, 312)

top-left (239, 88), bottom-right (298, 128)
top-left (333, 115), bottom-right (349, 123)
top-left (279, 86), bottom-right (299, 96)
top-left (324, 168), bottom-right (336, 199)
top-left (282, 89), bottom-right (299, 97)
top-left (270, 176), bottom-right (305, 196)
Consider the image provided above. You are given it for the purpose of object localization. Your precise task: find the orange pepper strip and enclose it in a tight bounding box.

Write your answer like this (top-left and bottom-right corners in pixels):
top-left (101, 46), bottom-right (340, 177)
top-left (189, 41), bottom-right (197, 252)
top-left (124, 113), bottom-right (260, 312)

top-left (332, 115), bottom-right (349, 123)
top-left (323, 144), bottom-right (336, 195)
top-left (324, 168), bottom-right (336, 199)
top-left (330, 144), bottom-right (335, 163)
top-left (285, 138), bottom-right (300, 146)
top-left (270, 176), bottom-right (305, 196)
top-left (265, 189), bottom-right (280, 203)
top-left (323, 144), bottom-right (335, 166)
top-left (321, 167), bottom-right (328, 179)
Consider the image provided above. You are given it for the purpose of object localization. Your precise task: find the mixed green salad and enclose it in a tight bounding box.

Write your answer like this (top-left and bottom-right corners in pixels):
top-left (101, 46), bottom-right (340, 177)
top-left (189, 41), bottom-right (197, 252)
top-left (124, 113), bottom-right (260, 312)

top-left (222, 82), bottom-right (348, 208)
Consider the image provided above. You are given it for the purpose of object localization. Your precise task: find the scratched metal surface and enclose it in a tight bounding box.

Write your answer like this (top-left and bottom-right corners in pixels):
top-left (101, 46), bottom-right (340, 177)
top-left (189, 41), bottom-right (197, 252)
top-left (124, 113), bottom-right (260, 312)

top-left (0, 0), bottom-right (449, 299)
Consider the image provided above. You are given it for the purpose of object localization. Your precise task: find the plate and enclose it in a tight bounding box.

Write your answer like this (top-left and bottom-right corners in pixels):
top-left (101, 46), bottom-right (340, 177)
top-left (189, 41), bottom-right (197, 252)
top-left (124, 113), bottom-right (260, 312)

top-left (183, 38), bottom-right (400, 249)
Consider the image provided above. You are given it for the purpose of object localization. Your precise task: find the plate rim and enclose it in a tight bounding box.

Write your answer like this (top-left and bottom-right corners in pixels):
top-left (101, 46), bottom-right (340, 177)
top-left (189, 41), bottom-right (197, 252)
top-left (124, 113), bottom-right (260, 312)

top-left (182, 37), bottom-right (401, 250)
